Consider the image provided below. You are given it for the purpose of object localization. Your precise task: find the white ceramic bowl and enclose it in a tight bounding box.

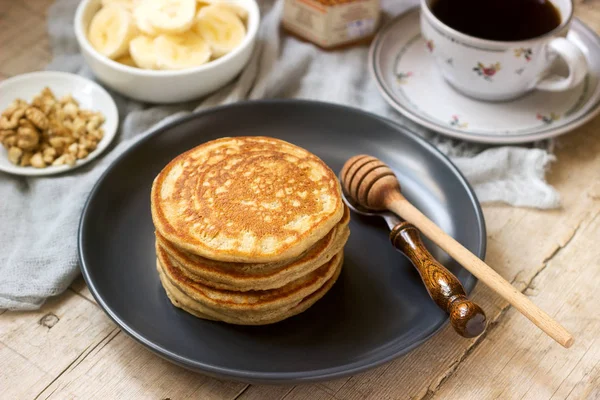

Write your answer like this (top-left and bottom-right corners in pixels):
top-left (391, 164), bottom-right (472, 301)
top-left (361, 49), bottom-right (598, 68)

top-left (0, 71), bottom-right (118, 176)
top-left (74, 0), bottom-right (260, 103)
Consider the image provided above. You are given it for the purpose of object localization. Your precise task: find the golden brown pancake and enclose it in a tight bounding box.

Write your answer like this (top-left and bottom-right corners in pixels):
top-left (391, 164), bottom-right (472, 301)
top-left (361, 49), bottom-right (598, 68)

top-left (151, 137), bottom-right (344, 263)
top-left (157, 253), bottom-right (344, 325)
top-left (156, 206), bottom-right (350, 291)
top-left (157, 248), bottom-right (343, 323)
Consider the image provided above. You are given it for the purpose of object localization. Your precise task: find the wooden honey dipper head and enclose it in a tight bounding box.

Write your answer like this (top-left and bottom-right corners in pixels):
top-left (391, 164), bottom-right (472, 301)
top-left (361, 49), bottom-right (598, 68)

top-left (340, 155), bottom-right (402, 211)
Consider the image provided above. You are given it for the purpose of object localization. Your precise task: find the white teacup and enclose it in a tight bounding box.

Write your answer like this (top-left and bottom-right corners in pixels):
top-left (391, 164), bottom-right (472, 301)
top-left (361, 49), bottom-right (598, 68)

top-left (420, 0), bottom-right (588, 101)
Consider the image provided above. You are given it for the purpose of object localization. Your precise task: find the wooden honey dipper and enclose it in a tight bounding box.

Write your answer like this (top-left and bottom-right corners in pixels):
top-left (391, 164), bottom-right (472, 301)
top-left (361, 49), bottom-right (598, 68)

top-left (341, 155), bottom-right (574, 348)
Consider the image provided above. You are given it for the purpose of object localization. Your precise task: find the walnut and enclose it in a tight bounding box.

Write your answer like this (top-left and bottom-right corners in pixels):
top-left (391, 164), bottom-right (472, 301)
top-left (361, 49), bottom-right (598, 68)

top-left (80, 137), bottom-right (98, 151)
top-left (0, 129), bottom-right (15, 141)
top-left (52, 108), bottom-right (65, 122)
top-left (39, 102), bottom-right (55, 115)
top-left (32, 87), bottom-right (56, 110)
top-left (78, 110), bottom-right (97, 120)
top-left (90, 129), bottom-right (104, 141)
top-left (30, 152), bottom-right (46, 168)
top-left (40, 87), bottom-right (56, 101)
top-left (42, 147), bottom-right (57, 163)
top-left (67, 142), bottom-right (78, 155)
top-left (2, 99), bottom-right (27, 118)
top-left (72, 118), bottom-right (86, 136)
top-left (25, 107), bottom-right (49, 130)
top-left (52, 154), bottom-right (67, 166)
top-left (0, 108), bottom-right (25, 130)
top-left (19, 118), bottom-right (36, 129)
top-left (76, 147), bottom-right (89, 159)
top-left (47, 120), bottom-right (70, 137)
top-left (16, 127), bottom-right (40, 151)
top-left (53, 153), bottom-right (76, 166)
top-left (49, 136), bottom-right (69, 150)
top-left (20, 151), bottom-right (33, 167)
top-left (7, 147), bottom-right (23, 165)
top-left (59, 94), bottom-right (78, 106)
top-left (63, 102), bottom-right (78, 118)
top-left (1, 131), bottom-right (17, 148)
top-left (65, 154), bottom-right (76, 166)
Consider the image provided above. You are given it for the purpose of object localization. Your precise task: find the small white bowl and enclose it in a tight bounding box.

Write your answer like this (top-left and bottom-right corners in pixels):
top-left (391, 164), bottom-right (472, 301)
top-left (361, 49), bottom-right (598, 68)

top-left (0, 71), bottom-right (118, 177)
top-left (74, 0), bottom-right (260, 103)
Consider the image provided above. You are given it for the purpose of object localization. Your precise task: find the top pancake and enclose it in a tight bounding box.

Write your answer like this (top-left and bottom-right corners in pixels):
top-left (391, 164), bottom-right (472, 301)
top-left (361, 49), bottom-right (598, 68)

top-left (151, 136), bottom-right (344, 263)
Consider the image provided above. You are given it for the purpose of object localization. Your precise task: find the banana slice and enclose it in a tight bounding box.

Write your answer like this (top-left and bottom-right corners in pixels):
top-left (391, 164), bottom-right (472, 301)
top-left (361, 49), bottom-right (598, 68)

top-left (197, 0), bottom-right (248, 20)
top-left (133, 1), bottom-right (159, 36)
top-left (88, 6), bottom-right (137, 59)
top-left (194, 5), bottom-right (245, 58)
top-left (116, 54), bottom-right (138, 67)
top-left (154, 32), bottom-right (211, 70)
top-left (130, 36), bottom-right (159, 69)
top-left (145, 0), bottom-right (197, 34)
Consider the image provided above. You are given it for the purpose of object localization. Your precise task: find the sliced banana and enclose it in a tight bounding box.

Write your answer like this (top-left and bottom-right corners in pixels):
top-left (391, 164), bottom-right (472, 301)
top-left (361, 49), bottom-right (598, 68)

top-left (130, 36), bottom-right (159, 69)
top-left (154, 32), bottom-right (211, 70)
top-left (197, 0), bottom-right (248, 20)
top-left (115, 54), bottom-right (138, 67)
top-left (88, 6), bottom-right (137, 59)
top-left (145, 0), bottom-right (197, 34)
top-left (194, 5), bottom-right (245, 58)
top-left (133, 1), bottom-right (159, 36)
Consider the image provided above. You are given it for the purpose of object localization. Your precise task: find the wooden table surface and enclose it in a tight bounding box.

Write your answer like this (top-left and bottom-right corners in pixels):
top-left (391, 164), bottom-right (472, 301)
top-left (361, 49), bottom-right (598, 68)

top-left (1, 1), bottom-right (600, 399)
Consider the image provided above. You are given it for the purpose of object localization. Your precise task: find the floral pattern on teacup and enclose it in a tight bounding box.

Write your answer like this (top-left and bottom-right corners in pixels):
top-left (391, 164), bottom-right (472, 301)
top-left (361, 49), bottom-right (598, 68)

top-left (473, 62), bottom-right (501, 81)
top-left (396, 72), bottom-right (413, 84)
top-left (514, 48), bottom-right (533, 62)
top-left (449, 115), bottom-right (468, 129)
top-left (536, 112), bottom-right (560, 124)
top-left (426, 40), bottom-right (434, 52)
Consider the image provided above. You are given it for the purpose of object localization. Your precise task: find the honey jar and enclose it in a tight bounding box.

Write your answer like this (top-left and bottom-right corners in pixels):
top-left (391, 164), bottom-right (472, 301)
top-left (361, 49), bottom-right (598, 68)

top-left (282, 0), bottom-right (381, 49)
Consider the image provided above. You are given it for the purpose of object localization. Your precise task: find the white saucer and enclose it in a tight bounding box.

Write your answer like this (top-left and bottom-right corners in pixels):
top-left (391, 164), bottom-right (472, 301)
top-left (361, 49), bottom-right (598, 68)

top-left (370, 8), bottom-right (600, 144)
top-left (0, 71), bottom-right (118, 176)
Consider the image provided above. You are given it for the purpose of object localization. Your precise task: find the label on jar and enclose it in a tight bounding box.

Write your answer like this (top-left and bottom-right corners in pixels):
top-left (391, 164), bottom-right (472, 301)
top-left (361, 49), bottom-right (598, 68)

top-left (282, 0), bottom-right (380, 48)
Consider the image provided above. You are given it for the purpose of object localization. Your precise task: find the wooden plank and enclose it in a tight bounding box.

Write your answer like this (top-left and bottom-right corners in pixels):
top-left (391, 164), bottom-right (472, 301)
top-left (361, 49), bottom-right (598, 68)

top-left (0, 2), bottom-right (47, 65)
top-left (38, 331), bottom-right (248, 399)
top-left (0, 42), bottom-right (52, 78)
top-left (575, 0), bottom-right (600, 33)
top-left (430, 206), bottom-right (600, 400)
top-left (69, 276), bottom-right (96, 305)
top-left (281, 385), bottom-right (336, 400)
top-left (0, 291), bottom-right (116, 399)
top-left (236, 385), bottom-right (294, 400)
top-left (21, 0), bottom-right (57, 17)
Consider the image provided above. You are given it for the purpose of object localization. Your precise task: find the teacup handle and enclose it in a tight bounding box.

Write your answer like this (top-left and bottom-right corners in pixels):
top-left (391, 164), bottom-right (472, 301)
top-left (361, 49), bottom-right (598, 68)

top-left (534, 37), bottom-right (588, 92)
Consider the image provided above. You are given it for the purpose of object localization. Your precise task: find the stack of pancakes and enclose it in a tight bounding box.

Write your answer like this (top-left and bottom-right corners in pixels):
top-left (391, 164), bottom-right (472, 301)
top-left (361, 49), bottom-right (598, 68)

top-left (151, 136), bottom-right (349, 325)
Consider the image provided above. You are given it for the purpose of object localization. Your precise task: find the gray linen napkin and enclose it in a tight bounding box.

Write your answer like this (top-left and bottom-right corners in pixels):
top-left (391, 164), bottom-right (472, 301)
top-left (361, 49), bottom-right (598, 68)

top-left (0, 0), bottom-right (560, 310)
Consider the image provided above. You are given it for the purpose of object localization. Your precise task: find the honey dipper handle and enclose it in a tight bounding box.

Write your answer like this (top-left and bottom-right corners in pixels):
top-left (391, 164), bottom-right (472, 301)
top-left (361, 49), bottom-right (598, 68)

top-left (390, 222), bottom-right (487, 338)
top-left (388, 195), bottom-right (575, 348)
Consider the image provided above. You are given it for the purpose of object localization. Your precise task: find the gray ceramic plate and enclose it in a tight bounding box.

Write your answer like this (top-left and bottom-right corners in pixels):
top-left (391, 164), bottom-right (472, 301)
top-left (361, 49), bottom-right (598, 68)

top-left (79, 100), bottom-right (486, 384)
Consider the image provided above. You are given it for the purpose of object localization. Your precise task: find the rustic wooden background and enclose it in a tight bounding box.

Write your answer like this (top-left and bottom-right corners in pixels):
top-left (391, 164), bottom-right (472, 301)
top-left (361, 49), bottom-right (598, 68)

top-left (1, 0), bottom-right (599, 399)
